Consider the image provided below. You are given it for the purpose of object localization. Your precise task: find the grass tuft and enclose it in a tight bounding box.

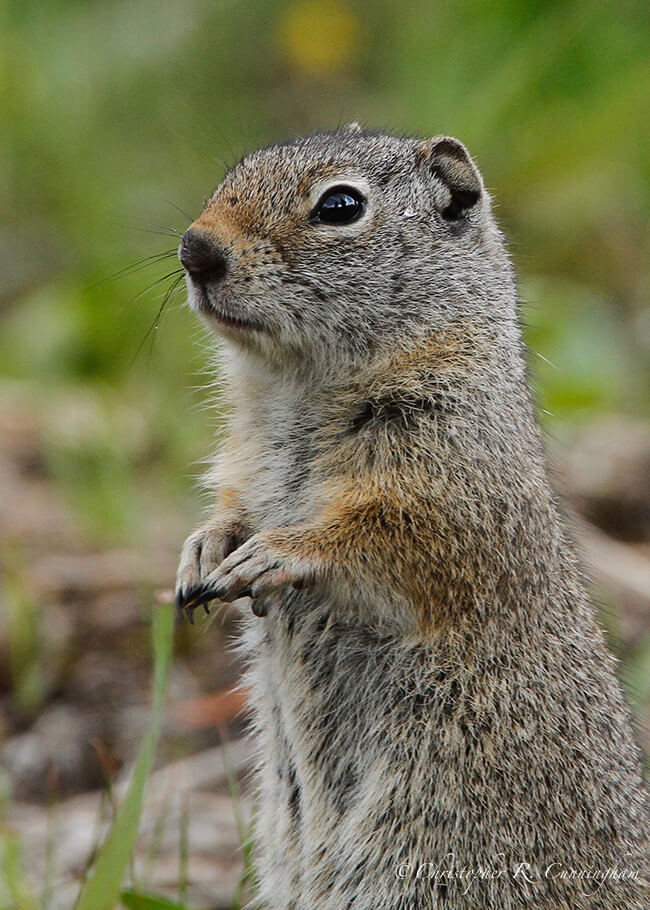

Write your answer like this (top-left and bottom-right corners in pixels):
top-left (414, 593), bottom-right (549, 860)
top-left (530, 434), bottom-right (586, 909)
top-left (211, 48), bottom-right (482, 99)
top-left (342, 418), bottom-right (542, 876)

top-left (75, 604), bottom-right (174, 910)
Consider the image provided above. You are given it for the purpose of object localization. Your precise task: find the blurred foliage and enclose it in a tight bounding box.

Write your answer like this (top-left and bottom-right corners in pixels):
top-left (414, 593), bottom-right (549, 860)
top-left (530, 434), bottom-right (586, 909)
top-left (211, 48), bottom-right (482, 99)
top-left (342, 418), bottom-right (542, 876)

top-left (0, 0), bottom-right (647, 548)
top-left (76, 605), bottom-right (174, 910)
top-left (0, 0), bottom-right (647, 682)
top-left (3, 561), bottom-right (46, 716)
top-left (2, 0), bottom-right (648, 379)
top-left (0, 2), bottom-right (648, 903)
top-left (1, 2), bottom-right (648, 538)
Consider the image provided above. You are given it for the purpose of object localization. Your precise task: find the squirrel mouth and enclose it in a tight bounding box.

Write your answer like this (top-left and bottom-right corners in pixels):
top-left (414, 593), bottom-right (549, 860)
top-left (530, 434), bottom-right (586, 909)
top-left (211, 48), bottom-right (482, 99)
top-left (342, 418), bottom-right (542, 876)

top-left (195, 289), bottom-right (266, 334)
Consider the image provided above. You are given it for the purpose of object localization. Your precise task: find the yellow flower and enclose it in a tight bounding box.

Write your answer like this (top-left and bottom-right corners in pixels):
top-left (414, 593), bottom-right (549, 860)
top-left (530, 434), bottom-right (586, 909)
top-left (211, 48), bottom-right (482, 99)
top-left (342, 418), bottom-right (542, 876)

top-left (277, 0), bottom-right (360, 74)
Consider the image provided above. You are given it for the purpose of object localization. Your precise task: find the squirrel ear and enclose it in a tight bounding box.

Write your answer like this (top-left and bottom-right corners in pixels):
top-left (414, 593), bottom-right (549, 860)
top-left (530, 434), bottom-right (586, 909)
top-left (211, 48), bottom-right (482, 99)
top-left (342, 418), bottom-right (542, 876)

top-left (417, 136), bottom-right (483, 220)
top-left (341, 121), bottom-right (362, 134)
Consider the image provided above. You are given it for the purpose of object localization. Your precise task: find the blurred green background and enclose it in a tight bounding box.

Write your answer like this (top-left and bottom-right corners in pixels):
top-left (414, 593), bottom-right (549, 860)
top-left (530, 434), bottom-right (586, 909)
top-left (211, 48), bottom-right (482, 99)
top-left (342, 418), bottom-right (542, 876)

top-left (3, 0), bottom-right (649, 460)
top-left (1, 0), bottom-right (649, 903)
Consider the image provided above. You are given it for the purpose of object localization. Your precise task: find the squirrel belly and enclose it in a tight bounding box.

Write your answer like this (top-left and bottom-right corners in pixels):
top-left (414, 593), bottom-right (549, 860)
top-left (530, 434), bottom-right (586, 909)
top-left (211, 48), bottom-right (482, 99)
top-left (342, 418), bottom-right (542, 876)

top-left (175, 127), bottom-right (650, 909)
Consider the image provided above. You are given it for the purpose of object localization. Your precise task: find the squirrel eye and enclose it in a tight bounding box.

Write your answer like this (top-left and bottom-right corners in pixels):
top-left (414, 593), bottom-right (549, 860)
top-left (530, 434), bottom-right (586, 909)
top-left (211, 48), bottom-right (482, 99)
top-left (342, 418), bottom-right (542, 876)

top-left (312, 186), bottom-right (366, 225)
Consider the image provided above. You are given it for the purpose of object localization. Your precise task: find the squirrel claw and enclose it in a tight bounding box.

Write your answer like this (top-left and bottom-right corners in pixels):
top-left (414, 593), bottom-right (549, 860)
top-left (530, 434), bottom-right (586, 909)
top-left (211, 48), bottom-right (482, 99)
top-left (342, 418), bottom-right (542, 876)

top-left (175, 589), bottom-right (189, 620)
top-left (176, 584), bottom-right (213, 624)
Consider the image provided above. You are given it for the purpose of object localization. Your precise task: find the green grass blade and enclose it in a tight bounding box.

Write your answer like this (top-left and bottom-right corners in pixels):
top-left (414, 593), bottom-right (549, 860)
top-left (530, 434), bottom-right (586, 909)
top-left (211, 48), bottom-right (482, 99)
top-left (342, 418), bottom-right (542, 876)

top-left (0, 829), bottom-right (38, 910)
top-left (75, 604), bottom-right (174, 910)
top-left (120, 888), bottom-right (195, 910)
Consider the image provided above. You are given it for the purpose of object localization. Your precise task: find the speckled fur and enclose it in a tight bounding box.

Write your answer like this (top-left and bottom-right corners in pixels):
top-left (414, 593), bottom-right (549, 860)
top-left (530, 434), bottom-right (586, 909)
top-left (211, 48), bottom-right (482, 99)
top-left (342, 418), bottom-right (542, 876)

top-left (175, 127), bottom-right (649, 908)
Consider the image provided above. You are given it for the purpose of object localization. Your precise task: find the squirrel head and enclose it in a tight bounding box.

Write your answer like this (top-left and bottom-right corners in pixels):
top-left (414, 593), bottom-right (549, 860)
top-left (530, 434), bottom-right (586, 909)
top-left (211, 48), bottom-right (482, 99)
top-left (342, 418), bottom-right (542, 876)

top-left (179, 128), bottom-right (513, 370)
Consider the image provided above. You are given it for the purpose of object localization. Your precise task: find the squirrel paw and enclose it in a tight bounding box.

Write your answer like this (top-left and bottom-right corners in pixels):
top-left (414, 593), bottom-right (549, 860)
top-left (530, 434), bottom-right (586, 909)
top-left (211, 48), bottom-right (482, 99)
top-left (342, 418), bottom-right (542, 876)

top-left (175, 519), bottom-right (248, 623)
top-left (191, 533), bottom-right (313, 618)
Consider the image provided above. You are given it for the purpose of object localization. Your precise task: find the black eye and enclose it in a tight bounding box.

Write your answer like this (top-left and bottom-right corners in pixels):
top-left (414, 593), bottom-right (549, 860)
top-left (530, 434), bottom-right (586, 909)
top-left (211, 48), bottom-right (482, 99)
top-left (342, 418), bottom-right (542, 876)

top-left (312, 186), bottom-right (366, 225)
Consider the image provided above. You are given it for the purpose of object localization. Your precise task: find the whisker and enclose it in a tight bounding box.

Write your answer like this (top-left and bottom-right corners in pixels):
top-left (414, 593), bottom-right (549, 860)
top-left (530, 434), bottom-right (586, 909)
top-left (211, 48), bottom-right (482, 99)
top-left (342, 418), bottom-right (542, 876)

top-left (146, 281), bottom-right (185, 366)
top-left (87, 250), bottom-right (178, 291)
top-left (165, 123), bottom-right (233, 175)
top-left (164, 200), bottom-right (194, 223)
top-left (97, 215), bottom-right (182, 239)
top-left (127, 216), bottom-right (183, 236)
top-left (235, 112), bottom-right (250, 160)
top-left (219, 130), bottom-right (237, 169)
top-left (130, 272), bottom-right (186, 368)
top-left (125, 226), bottom-right (181, 239)
top-left (127, 267), bottom-right (185, 307)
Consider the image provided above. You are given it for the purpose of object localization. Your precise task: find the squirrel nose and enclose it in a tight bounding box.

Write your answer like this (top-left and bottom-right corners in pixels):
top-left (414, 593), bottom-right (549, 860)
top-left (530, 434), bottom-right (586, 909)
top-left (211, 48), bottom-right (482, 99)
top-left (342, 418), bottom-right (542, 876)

top-left (179, 229), bottom-right (228, 284)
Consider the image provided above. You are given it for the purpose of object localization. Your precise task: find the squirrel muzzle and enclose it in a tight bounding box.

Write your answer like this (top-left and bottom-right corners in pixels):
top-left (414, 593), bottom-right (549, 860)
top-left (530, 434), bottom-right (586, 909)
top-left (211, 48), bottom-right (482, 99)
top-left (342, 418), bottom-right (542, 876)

top-left (179, 228), bottom-right (229, 286)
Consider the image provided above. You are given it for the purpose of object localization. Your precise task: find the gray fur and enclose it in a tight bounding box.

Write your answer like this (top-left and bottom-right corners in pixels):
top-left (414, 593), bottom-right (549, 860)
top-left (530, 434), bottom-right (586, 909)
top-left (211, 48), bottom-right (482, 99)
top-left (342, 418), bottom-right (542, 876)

top-left (175, 128), bottom-right (649, 908)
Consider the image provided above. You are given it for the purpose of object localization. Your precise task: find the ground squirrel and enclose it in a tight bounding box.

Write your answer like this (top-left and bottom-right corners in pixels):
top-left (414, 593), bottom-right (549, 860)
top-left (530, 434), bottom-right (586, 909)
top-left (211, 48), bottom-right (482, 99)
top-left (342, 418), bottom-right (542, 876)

top-left (175, 125), bottom-right (649, 909)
